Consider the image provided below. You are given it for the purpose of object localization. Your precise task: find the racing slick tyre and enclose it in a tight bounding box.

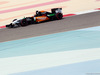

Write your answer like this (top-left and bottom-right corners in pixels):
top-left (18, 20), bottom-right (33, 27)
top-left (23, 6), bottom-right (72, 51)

top-left (21, 19), bottom-right (28, 26)
top-left (56, 13), bottom-right (63, 20)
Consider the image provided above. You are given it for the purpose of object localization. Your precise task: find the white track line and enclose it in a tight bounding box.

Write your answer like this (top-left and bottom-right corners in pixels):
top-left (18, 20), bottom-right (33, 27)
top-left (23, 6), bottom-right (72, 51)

top-left (0, 48), bottom-right (100, 75)
top-left (75, 9), bottom-right (100, 15)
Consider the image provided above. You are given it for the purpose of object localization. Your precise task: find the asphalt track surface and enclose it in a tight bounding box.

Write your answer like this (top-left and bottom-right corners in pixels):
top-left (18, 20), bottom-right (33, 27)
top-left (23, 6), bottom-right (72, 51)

top-left (0, 11), bottom-right (100, 43)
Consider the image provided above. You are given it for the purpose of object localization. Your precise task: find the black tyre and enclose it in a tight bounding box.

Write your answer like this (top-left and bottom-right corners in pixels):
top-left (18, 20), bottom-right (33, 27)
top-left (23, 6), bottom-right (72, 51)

top-left (21, 19), bottom-right (28, 26)
top-left (56, 13), bottom-right (63, 20)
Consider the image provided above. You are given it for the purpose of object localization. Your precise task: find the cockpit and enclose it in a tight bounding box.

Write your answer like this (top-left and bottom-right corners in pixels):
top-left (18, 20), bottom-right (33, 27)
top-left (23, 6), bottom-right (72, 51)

top-left (35, 11), bottom-right (47, 16)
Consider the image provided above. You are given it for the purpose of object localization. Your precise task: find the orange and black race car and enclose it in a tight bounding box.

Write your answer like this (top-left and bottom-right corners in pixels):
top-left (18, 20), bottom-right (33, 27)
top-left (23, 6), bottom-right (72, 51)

top-left (6, 8), bottom-right (63, 28)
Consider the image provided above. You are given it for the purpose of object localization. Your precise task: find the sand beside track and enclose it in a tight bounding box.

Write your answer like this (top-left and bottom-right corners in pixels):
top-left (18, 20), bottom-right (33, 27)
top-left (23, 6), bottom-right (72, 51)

top-left (0, 0), bottom-right (100, 26)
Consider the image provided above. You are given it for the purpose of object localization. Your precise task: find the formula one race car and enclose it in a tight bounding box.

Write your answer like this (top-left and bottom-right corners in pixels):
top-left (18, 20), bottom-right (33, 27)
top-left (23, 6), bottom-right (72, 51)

top-left (6, 8), bottom-right (63, 28)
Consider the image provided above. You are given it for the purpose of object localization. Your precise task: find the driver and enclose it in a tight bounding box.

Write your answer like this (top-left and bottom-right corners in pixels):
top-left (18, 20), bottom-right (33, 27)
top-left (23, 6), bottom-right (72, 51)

top-left (36, 11), bottom-right (42, 16)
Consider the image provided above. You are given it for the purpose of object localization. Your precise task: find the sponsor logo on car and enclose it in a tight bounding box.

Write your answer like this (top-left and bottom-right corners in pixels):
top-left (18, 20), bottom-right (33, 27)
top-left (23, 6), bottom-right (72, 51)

top-left (37, 17), bottom-right (47, 20)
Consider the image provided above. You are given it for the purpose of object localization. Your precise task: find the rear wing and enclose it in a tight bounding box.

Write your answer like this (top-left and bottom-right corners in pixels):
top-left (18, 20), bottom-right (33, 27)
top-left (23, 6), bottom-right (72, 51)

top-left (51, 8), bottom-right (62, 13)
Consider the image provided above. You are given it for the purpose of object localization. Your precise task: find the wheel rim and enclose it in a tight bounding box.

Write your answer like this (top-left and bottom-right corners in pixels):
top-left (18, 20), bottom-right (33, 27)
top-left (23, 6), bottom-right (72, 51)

top-left (21, 19), bottom-right (27, 26)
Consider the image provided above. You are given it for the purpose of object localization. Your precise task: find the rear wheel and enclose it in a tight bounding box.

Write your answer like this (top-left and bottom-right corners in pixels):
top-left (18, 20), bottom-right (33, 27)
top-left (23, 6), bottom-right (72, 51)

top-left (56, 13), bottom-right (63, 20)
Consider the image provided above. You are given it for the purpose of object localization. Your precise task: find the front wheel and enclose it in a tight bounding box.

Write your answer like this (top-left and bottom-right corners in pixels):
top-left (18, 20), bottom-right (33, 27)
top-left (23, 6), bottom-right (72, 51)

top-left (56, 13), bottom-right (63, 20)
top-left (21, 19), bottom-right (28, 26)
